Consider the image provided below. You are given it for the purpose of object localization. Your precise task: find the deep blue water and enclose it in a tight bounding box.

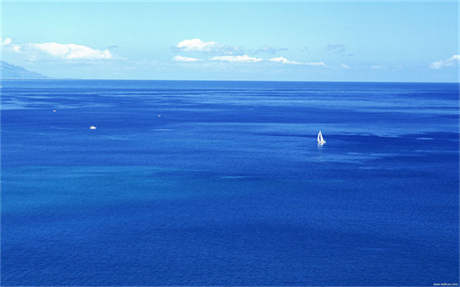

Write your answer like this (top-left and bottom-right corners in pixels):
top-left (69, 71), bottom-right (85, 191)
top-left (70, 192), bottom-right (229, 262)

top-left (1, 80), bottom-right (459, 285)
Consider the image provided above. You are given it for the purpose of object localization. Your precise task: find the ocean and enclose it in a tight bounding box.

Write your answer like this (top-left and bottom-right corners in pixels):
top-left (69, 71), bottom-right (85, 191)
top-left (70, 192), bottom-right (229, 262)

top-left (1, 80), bottom-right (458, 285)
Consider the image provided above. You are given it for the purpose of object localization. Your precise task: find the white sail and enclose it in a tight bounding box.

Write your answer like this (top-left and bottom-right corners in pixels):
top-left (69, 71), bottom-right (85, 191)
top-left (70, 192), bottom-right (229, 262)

top-left (317, 130), bottom-right (326, 145)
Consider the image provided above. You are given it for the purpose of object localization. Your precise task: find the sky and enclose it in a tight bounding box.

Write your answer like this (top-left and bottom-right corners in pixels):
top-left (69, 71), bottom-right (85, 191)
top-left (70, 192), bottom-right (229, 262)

top-left (1, 1), bottom-right (458, 82)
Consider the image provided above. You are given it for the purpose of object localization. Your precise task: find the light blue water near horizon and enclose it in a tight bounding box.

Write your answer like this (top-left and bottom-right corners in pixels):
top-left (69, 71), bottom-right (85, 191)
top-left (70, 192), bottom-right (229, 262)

top-left (1, 80), bottom-right (459, 285)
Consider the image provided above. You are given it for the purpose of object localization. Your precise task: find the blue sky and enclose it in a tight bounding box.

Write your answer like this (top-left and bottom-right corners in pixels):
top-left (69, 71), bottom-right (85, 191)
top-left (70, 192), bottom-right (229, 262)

top-left (1, 1), bottom-right (458, 82)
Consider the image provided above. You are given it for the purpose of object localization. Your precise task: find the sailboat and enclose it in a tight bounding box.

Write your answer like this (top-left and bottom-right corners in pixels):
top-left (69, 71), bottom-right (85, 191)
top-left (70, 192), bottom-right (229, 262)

top-left (317, 130), bottom-right (326, 146)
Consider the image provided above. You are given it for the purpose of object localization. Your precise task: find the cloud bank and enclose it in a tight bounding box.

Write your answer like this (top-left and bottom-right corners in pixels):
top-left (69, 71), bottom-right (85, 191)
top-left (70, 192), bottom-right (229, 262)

top-left (175, 39), bottom-right (327, 68)
top-left (176, 39), bottom-right (217, 52)
top-left (175, 38), bottom-right (243, 55)
top-left (2, 38), bottom-right (112, 60)
top-left (269, 57), bottom-right (301, 65)
top-left (211, 55), bottom-right (262, 63)
top-left (1, 37), bottom-right (12, 46)
top-left (1, 37), bottom-right (22, 53)
top-left (30, 42), bottom-right (112, 60)
top-left (305, 61), bottom-right (326, 67)
top-left (269, 57), bottom-right (326, 67)
top-left (430, 54), bottom-right (460, 69)
top-left (173, 55), bottom-right (200, 62)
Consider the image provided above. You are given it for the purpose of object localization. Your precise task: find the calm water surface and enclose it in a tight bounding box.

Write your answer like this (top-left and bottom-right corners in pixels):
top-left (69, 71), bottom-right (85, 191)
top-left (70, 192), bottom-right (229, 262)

top-left (1, 80), bottom-right (459, 285)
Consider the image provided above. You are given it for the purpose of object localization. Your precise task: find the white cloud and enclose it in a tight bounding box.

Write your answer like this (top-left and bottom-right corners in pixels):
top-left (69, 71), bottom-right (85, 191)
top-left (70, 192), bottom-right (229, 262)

top-left (269, 56), bottom-right (326, 67)
top-left (211, 55), bottom-right (262, 63)
top-left (430, 54), bottom-right (460, 69)
top-left (175, 38), bottom-right (242, 54)
top-left (1, 37), bottom-right (12, 46)
top-left (1, 37), bottom-right (22, 53)
top-left (30, 42), bottom-right (112, 60)
top-left (12, 45), bottom-right (21, 52)
top-left (341, 64), bottom-right (351, 69)
top-left (173, 55), bottom-right (200, 62)
top-left (176, 39), bottom-right (217, 52)
top-left (305, 61), bottom-right (326, 67)
top-left (269, 56), bottom-right (301, 65)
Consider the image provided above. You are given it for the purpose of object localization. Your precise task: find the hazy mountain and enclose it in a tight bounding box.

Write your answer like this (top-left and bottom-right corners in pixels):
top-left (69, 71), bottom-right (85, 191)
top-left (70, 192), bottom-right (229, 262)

top-left (1, 61), bottom-right (47, 79)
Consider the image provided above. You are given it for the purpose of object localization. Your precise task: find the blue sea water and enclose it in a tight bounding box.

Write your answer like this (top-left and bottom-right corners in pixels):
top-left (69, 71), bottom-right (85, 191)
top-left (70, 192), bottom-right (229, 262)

top-left (1, 80), bottom-right (459, 285)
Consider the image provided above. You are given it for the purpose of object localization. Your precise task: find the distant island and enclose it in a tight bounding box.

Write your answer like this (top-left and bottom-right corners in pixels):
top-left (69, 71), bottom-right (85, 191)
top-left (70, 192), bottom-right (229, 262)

top-left (0, 61), bottom-right (47, 79)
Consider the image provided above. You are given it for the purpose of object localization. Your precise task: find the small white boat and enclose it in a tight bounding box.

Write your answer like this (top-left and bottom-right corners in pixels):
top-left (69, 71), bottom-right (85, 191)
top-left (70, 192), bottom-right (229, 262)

top-left (89, 125), bottom-right (97, 130)
top-left (317, 130), bottom-right (326, 146)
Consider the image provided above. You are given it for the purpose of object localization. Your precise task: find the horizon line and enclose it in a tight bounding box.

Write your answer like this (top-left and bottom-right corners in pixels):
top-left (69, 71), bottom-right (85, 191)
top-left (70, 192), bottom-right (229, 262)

top-left (1, 78), bottom-right (459, 84)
